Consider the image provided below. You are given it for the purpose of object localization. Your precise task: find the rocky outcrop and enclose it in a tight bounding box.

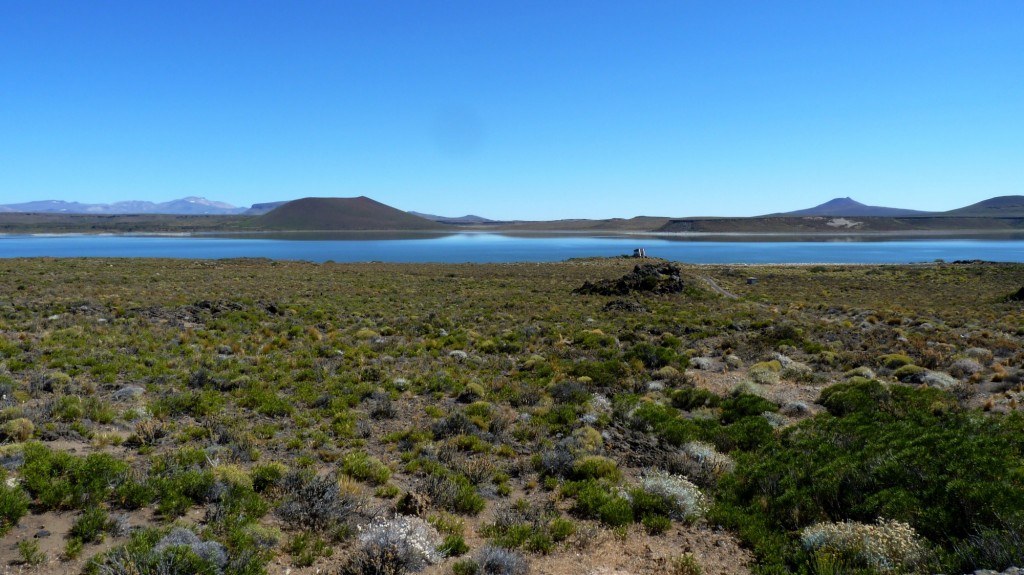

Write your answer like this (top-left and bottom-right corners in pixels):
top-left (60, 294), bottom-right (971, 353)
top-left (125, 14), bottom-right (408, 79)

top-left (575, 263), bottom-right (686, 296)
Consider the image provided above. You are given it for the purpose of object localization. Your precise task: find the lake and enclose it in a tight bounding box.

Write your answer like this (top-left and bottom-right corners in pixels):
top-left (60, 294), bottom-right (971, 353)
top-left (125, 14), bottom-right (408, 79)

top-left (2, 233), bottom-right (1024, 264)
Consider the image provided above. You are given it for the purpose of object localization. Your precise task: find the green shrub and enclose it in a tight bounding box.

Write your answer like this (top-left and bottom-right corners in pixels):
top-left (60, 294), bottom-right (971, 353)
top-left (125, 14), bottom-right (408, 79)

top-left (17, 539), bottom-right (46, 565)
top-left (893, 364), bottom-right (926, 382)
top-left (671, 388), bottom-right (721, 411)
top-left (0, 483), bottom-right (29, 536)
top-left (452, 558), bottom-right (479, 575)
top-left (251, 462), bottom-right (287, 493)
top-left (720, 393), bottom-right (778, 424)
top-left (669, 553), bottom-right (703, 575)
top-left (340, 450), bottom-right (392, 485)
top-left (1, 418), bottom-right (34, 441)
top-left (642, 513), bottom-right (672, 535)
top-left (567, 480), bottom-right (633, 527)
top-left (439, 534), bottom-right (470, 557)
top-left (21, 443), bottom-right (128, 510)
top-left (714, 381), bottom-right (1024, 573)
top-left (878, 354), bottom-right (913, 369)
top-left (624, 343), bottom-right (678, 369)
top-left (570, 455), bottom-right (621, 482)
top-left (288, 531), bottom-right (333, 567)
top-left (70, 506), bottom-right (112, 544)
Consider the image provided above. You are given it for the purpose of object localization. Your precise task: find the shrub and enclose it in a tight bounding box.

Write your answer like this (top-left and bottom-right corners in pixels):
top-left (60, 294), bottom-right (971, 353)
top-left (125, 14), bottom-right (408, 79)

top-left (341, 450), bottom-right (392, 485)
top-left (670, 441), bottom-right (735, 487)
top-left (878, 354), bottom-right (913, 369)
top-left (342, 515), bottom-right (441, 575)
top-left (671, 388), bottom-right (721, 411)
top-left (275, 471), bottom-right (361, 532)
top-left (439, 534), bottom-right (470, 557)
top-left (422, 473), bottom-right (486, 516)
top-left (21, 443), bottom-right (128, 510)
top-left (953, 516), bottom-right (1024, 571)
top-left (537, 443), bottom-right (575, 478)
top-left (893, 364), bottom-right (926, 382)
top-left (637, 471), bottom-right (707, 522)
top-left (251, 462), bottom-right (287, 493)
top-left (570, 455), bottom-right (620, 482)
top-left (720, 393), bottom-right (778, 424)
top-left (157, 527), bottom-right (228, 567)
top-left (949, 358), bottom-right (983, 379)
top-left (70, 506), bottom-right (113, 544)
top-left (1, 418), bottom-right (34, 441)
top-left (715, 380), bottom-right (1024, 573)
top-left (287, 531), bottom-right (333, 567)
top-left (452, 558), bottom-right (480, 575)
top-left (567, 480), bottom-right (633, 526)
top-left (0, 483), bottom-right (29, 536)
top-left (801, 519), bottom-right (929, 573)
top-left (747, 361), bottom-right (781, 385)
top-left (669, 553), bottom-right (702, 575)
top-left (475, 545), bottom-right (529, 575)
top-left (17, 538), bottom-right (46, 566)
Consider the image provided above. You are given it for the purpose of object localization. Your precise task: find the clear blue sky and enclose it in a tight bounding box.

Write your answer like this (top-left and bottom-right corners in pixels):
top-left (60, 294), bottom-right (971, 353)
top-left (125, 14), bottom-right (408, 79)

top-left (2, 1), bottom-right (1022, 220)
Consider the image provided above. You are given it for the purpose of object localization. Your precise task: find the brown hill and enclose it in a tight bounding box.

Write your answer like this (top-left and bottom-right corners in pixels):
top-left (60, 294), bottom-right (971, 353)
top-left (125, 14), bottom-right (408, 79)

top-left (942, 195), bottom-right (1024, 217)
top-left (255, 197), bottom-right (446, 231)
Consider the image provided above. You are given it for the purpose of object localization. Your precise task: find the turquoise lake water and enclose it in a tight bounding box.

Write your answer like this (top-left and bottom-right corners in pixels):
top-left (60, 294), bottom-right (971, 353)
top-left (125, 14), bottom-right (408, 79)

top-left (2, 233), bottom-right (1024, 264)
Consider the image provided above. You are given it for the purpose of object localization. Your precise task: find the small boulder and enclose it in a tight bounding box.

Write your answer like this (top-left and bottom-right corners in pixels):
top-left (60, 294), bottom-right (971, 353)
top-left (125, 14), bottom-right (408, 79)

top-left (112, 386), bottom-right (146, 401)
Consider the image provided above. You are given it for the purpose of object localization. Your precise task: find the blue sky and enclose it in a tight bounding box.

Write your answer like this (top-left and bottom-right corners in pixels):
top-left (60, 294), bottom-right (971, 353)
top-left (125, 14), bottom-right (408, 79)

top-left (2, 1), bottom-right (1022, 220)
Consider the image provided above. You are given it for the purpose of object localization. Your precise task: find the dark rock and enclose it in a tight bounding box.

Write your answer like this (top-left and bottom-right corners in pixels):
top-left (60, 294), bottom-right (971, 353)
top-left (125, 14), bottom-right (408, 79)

top-left (34, 529), bottom-right (50, 538)
top-left (602, 299), bottom-right (649, 312)
top-left (1008, 286), bottom-right (1024, 301)
top-left (575, 263), bottom-right (687, 296)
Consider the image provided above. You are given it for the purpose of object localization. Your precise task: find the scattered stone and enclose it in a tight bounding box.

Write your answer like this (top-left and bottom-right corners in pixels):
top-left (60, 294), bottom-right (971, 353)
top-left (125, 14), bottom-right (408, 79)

top-left (922, 371), bottom-right (959, 390)
top-left (112, 386), bottom-right (146, 401)
top-left (574, 263), bottom-right (687, 296)
top-left (771, 353), bottom-right (811, 375)
top-left (34, 529), bottom-right (50, 538)
top-left (448, 350), bottom-right (468, 361)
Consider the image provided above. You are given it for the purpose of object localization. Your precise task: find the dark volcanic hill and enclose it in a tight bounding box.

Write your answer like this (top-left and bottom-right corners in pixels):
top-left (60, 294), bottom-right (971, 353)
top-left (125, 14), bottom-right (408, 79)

top-left (769, 197), bottom-right (933, 217)
top-left (942, 195), bottom-right (1024, 217)
top-left (255, 197), bottom-right (447, 231)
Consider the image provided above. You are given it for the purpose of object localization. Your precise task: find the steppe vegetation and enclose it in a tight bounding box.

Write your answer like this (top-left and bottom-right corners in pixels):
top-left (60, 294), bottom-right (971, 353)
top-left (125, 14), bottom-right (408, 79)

top-left (0, 257), bottom-right (1021, 574)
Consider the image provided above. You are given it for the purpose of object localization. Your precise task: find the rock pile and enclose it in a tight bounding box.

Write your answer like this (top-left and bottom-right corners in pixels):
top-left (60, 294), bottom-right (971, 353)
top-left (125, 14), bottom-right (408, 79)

top-left (574, 263), bottom-right (686, 296)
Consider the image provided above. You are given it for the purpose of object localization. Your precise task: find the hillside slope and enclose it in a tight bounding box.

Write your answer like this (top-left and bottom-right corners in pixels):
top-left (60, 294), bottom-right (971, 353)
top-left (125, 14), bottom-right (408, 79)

top-left (255, 197), bottom-right (447, 231)
top-left (943, 195), bottom-right (1024, 217)
top-left (768, 197), bottom-right (932, 217)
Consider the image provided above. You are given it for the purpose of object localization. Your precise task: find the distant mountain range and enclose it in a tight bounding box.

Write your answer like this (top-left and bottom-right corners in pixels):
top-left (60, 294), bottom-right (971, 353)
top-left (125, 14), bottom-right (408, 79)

top-left (768, 196), bottom-right (1024, 218)
top-left (5, 195), bottom-right (1024, 235)
top-left (0, 197), bottom-right (248, 215)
